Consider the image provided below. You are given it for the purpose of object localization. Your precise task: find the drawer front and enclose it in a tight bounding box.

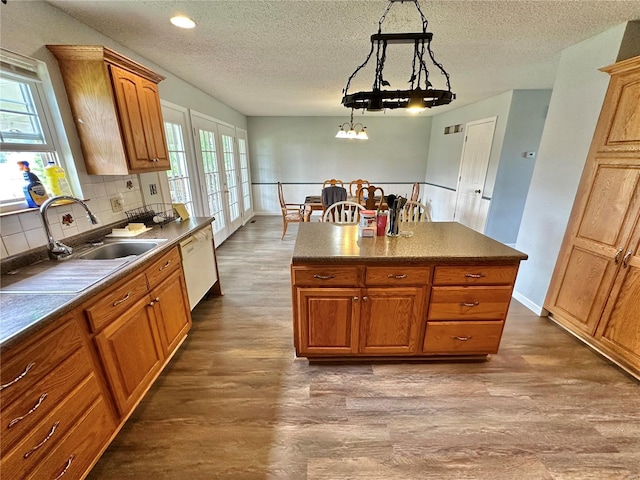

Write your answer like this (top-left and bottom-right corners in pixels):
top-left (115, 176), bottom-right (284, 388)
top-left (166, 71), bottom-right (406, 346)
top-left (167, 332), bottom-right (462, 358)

top-left (1, 347), bottom-right (92, 455)
top-left (292, 266), bottom-right (360, 287)
top-left (25, 396), bottom-right (114, 480)
top-left (428, 286), bottom-right (513, 320)
top-left (146, 247), bottom-right (181, 288)
top-left (423, 321), bottom-right (504, 354)
top-left (433, 265), bottom-right (518, 286)
top-left (1, 374), bottom-right (103, 480)
top-left (365, 266), bottom-right (431, 286)
top-left (0, 318), bottom-right (83, 408)
top-left (84, 271), bottom-right (148, 332)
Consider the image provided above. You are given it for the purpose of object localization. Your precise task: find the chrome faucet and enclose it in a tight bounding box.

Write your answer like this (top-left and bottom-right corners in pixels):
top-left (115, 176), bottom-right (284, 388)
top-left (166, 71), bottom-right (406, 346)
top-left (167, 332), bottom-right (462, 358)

top-left (40, 195), bottom-right (99, 260)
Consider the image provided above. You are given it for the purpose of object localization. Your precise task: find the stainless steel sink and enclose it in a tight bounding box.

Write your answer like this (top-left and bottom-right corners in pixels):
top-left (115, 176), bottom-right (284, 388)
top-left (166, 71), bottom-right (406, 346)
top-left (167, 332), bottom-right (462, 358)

top-left (79, 241), bottom-right (160, 260)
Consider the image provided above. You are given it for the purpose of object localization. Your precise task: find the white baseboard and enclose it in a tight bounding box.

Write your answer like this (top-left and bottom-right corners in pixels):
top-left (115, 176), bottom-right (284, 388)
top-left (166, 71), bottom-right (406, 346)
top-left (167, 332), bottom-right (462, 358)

top-left (512, 290), bottom-right (548, 317)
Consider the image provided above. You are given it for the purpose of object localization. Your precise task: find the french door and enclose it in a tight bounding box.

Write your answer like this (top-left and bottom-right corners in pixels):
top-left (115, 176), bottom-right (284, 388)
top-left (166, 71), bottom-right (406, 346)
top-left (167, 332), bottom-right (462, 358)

top-left (190, 112), bottom-right (250, 245)
top-left (236, 128), bottom-right (254, 221)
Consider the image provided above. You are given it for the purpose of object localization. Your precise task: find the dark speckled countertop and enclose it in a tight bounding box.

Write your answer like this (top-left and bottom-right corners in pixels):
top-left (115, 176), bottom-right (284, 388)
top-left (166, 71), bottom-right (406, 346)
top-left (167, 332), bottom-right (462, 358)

top-left (292, 222), bottom-right (528, 264)
top-left (0, 217), bottom-right (214, 350)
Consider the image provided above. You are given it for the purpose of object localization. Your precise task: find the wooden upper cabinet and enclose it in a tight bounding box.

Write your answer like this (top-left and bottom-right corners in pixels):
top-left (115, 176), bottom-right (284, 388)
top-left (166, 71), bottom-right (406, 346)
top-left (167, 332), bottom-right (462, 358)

top-left (47, 45), bottom-right (170, 175)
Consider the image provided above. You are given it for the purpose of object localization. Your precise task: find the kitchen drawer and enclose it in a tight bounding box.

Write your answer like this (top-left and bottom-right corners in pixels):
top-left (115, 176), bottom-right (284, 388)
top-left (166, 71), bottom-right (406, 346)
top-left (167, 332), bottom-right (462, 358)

top-left (292, 266), bottom-right (360, 287)
top-left (1, 374), bottom-right (103, 480)
top-left (428, 286), bottom-right (513, 320)
top-left (365, 266), bottom-right (431, 286)
top-left (84, 271), bottom-right (148, 332)
top-left (0, 318), bottom-right (83, 408)
top-left (423, 321), bottom-right (504, 354)
top-left (145, 246), bottom-right (181, 288)
top-left (433, 265), bottom-right (518, 286)
top-left (25, 396), bottom-right (114, 480)
top-left (1, 347), bottom-right (92, 455)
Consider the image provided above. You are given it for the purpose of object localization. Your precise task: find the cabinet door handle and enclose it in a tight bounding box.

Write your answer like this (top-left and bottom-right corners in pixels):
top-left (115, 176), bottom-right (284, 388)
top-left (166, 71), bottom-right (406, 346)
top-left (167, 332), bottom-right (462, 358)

top-left (465, 273), bottom-right (485, 278)
top-left (0, 361), bottom-right (35, 391)
top-left (113, 291), bottom-right (131, 306)
top-left (24, 421), bottom-right (59, 458)
top-left (622, 250), bottom-right (633, 268)
top-left (149, 297), bottom-right (161, 307)
top-left (53, 454), bottom-right (75, 480)
top-left (159, 260), bottom-right (171, 271)
top-left (387, 274), bottom-right (408, 279)
top-left (151, 158), bottom-right (159, 163)
top-left (614, 247), bottom-right (624, 264)
top-left (362, 296), bottom-right (368, 301)
top-left (313, 274), bottom-right (335, 280)
top-left (453, 336), bottom-right (472, 341)
top-left (459, 302), bottom-right (480, 307)
top-left (353, 296), bottom-right (359, 301)
top-left (8, 393), bottom-right (47, 428)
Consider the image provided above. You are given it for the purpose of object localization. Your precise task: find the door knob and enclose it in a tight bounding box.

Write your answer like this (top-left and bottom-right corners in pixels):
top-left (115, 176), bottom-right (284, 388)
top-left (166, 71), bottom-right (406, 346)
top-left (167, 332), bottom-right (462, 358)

top-left (474, 189), bottom-right (481, 194)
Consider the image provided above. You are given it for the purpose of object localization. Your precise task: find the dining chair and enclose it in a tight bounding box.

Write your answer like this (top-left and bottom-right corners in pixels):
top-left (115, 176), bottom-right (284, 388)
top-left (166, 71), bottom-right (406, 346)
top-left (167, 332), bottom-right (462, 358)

top-left (322, 201), bottom-right (364, 223)
top-left (277, 182), bottom-right (304, 239)
top-left (322, 178), bottom-right (344, 188)
top-left (410, 182), bottom-right (420, 202)
top-left (399, 200), bottom-right (432, 222)
top-left (348, 179), bottom-right (370, 197)
top-left (356, 185), bottom-right (385, 211)
top-left (321, 185), bottom-right (347, 213)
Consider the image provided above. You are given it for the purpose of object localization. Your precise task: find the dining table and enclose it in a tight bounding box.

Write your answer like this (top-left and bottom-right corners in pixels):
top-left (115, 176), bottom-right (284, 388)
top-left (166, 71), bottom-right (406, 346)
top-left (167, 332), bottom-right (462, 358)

top-left (303, 195), bottom-right (387, 222)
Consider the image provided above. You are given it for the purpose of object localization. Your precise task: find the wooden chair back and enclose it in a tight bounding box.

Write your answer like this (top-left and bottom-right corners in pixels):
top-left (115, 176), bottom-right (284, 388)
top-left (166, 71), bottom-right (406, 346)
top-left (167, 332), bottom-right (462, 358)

top-left (349, 179), bottom-right (370, 197)
top-left (356, 185), bottom-right (385, 211)
top-left (410, 182), bottom-right (420, 202)
top-left (322, 201), bottom-right (364, 223)
top-left (322, 178), bottom-right (344, 188)
top-left (399, 200), bottom-right (432, 222)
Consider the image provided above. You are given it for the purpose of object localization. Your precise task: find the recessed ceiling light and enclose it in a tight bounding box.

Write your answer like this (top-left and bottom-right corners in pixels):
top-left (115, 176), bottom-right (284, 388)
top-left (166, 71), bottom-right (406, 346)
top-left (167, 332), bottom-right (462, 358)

top-left (170, 15), bottom-right (196, 29)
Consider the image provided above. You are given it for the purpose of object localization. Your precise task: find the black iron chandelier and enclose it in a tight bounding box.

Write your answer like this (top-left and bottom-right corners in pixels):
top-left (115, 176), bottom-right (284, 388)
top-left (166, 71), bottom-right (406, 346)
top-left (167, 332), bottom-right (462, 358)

top-left (341, 0), bottom-right (455, 112)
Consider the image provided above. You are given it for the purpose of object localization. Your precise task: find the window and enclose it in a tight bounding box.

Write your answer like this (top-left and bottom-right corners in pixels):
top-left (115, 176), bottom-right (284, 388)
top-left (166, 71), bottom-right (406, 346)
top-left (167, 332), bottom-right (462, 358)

top-left (0, 49), bottom-right (68, 209)
top-left (164, 120), bottom-right (195, 216)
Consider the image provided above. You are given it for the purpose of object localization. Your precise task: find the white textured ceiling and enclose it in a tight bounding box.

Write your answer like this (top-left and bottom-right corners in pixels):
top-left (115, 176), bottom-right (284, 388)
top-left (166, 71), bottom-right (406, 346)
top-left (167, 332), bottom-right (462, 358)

top-left (44, 0), bottom-right (640, 117)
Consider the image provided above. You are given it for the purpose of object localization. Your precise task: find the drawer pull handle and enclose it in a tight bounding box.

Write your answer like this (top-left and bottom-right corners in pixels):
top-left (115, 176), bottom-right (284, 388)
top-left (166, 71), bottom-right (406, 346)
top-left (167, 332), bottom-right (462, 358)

top-left (459, 302), bottom-right (480, 307)
top-left (0, 361), bottom-right (35, 391)
top-left (453, 336), bottom-right (472, 341)
top-left (8, 393), bottom-right (48, 428)
top-left (313, 274), bottom-right (335, 280)
top-left (53, 454), bottom-right (75, 480)
top-left (159, 260), bottom-right (172, 271)
top-left (622, 250), bottom-right (633, 268)
top-left (387, 274), bottom-right (408, 279)
top-left (112, 292), bottom-right (131, 307)
top-left (24, 421), bottom-right (59, 458)
top-left (465, 273), bottom-right (485, 278)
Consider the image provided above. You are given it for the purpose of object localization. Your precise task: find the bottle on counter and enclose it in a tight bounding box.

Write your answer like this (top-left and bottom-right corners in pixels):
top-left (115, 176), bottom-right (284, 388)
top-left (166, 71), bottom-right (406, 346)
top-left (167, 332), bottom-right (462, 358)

top-left (43, 159), bottom-right (73, 196)
top-left (17, 161), bottom-right (49, 207)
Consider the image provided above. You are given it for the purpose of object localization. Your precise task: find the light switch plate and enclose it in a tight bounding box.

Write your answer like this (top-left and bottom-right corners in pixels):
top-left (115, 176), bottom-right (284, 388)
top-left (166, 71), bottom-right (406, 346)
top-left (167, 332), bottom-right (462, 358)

top-left (110, 196), bottom-right (123, 212)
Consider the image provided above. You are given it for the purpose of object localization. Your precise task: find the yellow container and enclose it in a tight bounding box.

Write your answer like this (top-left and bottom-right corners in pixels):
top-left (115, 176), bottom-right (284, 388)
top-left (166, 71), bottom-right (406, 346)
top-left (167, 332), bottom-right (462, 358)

top-left (44, 161), bottom-right (72, 196)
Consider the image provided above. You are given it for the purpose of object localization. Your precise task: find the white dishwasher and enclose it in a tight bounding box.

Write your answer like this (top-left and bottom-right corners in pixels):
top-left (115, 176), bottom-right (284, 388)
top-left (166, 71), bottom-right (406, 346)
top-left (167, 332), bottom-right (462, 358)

top-left (179, 225), bottom-right (218, 310)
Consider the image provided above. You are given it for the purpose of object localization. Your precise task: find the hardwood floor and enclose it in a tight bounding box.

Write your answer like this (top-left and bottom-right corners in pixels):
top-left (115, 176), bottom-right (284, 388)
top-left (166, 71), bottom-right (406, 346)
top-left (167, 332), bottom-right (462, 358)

top-left (88, 216), bottom-right (639, 480)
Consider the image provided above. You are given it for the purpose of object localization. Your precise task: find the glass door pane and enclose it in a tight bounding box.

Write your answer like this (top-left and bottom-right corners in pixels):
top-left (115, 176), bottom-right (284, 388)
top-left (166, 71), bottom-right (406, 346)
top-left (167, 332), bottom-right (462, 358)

top-left (198, 127), bottom-right (226, 237)
top-left (219, 124), bottom-right (242, 232)
top-left (236, 128), bottom-right (253, 222)
top-left (163, 120), bottom-right (195, 217)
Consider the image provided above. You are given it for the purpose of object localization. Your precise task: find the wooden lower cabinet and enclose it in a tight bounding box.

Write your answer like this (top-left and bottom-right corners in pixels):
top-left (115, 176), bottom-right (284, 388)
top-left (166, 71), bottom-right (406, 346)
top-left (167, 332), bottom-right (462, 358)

top-left (0, 245), bottom-right (194, 479)
top-left (93, 293), bottom-right (164, 416)
top-left (292, 263), bottom-right (518, 359)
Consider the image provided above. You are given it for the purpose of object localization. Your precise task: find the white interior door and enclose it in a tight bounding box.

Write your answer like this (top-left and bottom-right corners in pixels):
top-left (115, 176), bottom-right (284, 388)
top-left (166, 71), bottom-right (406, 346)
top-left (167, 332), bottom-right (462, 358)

top-left (453, 117), bottom-right (496, 232)
top-left (236, 128), bottom-right (253, 223)
top-left (218, 124), bottom-right (242, 233)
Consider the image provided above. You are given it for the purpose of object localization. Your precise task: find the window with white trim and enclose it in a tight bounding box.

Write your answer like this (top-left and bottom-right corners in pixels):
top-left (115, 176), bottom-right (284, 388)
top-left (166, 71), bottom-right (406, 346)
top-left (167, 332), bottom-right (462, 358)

top-left (0, 49), bottom-right (68, 208)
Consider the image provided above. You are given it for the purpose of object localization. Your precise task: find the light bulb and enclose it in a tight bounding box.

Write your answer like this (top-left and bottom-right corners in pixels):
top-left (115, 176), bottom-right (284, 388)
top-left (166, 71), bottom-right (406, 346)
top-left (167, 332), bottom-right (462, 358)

top-left (170, 15), bottom-right (196, 29)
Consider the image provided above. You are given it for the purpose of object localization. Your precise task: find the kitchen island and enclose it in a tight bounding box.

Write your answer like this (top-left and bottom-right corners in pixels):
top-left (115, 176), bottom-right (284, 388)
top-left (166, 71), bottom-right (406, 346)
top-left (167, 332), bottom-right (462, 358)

top-left (291, 222), bottom-right (527, 360)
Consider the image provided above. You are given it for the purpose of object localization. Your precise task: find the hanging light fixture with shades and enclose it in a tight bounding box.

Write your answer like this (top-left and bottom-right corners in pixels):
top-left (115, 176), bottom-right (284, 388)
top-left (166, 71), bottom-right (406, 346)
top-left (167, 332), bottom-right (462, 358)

top-left (336, 109), bottom-right (369, 140)
top-left (341, 0), bottom-right (454, 112)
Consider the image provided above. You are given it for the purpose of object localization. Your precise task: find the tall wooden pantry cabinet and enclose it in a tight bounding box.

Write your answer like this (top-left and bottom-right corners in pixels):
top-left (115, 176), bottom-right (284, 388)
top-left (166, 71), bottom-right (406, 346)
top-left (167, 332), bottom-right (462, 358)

top-left (545, 55), bottom-right (640, 379)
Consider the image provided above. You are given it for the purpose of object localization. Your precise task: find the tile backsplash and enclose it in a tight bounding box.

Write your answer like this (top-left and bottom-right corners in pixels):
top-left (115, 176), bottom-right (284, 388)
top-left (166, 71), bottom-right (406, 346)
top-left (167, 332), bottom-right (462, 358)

top-left (0, 173), bottom-right (145, 258)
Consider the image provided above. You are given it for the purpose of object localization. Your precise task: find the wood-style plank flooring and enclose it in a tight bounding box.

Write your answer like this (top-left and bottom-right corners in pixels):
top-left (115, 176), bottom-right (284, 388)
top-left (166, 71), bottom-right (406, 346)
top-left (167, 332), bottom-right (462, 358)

top-left (88, 216), bottom-right (639, 480)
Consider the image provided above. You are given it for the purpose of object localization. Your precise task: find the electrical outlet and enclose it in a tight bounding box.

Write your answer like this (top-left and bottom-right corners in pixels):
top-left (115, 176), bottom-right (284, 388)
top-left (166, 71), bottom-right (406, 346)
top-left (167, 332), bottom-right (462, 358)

top-left (110, 196), bottom-right (124, 212)
top-left (149, 183), bottom-right (157, 195)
